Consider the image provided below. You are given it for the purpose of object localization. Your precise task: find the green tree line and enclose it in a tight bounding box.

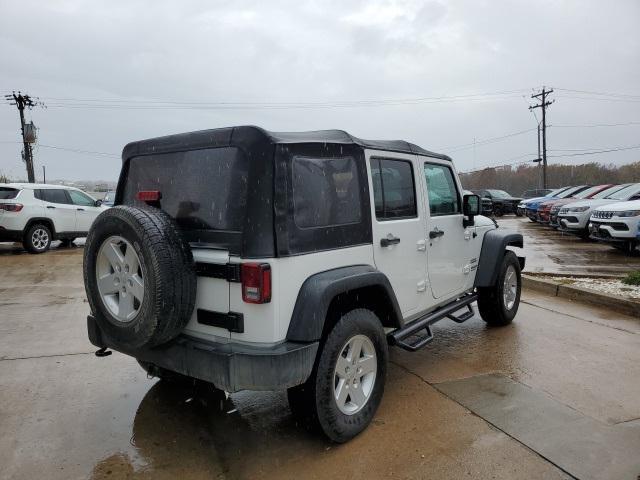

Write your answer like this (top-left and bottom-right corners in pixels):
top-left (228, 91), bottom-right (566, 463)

top-left (460, 161), bottom-right (640, 196)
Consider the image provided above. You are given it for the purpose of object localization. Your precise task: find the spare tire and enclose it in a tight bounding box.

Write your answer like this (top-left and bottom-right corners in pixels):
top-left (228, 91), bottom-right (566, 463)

top-left (83, 206), bottom-right (197, 350)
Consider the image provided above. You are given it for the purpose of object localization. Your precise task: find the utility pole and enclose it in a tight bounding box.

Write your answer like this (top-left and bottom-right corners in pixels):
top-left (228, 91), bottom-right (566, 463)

top-left (4, 92), bottom-right (45, 183)
top-left (529, 87), bottom-right (554, 189)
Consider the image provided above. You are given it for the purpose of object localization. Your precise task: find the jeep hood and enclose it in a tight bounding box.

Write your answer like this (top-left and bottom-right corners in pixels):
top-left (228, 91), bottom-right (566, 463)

top-left (594, 199), bottom-right (640, 212)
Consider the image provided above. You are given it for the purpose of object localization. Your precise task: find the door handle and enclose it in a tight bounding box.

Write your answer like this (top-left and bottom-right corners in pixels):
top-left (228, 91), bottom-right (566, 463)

top-left (429, 229), bottom-right (445, 239)
top-left (77, 208), bottom-right (85, 211)
top-left (380, 234), bottom-right (401, 247)
top-left (46, 206), bottom-right (56, 209)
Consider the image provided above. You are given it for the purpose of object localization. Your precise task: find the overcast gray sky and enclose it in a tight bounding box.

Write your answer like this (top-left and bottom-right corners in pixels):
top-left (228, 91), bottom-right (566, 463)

top-left (1, 0), bottom-right (639, 181)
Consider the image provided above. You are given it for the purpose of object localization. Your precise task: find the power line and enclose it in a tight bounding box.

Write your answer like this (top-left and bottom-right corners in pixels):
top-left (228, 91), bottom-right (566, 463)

top-left (548, 144), bottom-right (640, 158)
top-left (36, 144), bottom-right (119, 158)
top-left (554, 88), bottom-right (640, 100)
top-left (551, 121), bottom-right (640, 128)
top-left (440, 127), bottom-right (537, 152)
top-left (35, 89), bottom-right (531, 110)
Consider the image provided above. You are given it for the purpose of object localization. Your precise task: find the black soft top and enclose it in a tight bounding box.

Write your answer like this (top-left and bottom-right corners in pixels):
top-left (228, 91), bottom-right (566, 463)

top-left (122, 125), bottom-right (451, 161)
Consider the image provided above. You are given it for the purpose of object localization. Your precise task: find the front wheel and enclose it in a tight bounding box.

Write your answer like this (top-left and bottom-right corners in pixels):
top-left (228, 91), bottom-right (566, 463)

top-left (287, 309), bottom-right (388, 443)
top-left (477, 251), bottom-right (521, 326)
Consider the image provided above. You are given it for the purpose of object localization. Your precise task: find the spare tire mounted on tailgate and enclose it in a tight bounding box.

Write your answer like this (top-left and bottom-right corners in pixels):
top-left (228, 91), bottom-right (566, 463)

top-left (83, 206), bottom-right (197, 350)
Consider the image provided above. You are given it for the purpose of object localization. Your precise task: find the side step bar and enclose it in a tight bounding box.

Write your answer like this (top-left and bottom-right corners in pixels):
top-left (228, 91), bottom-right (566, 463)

top-left (389, 293), bottom-right (478, 352)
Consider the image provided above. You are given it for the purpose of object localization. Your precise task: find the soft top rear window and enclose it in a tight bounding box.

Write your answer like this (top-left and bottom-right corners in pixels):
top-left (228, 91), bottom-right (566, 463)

top-left (0, 187), bottom-right (19, 199)
top-left (122, 147), bottom-right (248, 232)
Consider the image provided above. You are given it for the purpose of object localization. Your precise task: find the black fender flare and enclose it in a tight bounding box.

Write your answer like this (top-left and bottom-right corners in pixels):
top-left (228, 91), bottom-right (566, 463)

top-left (286, 265), bottom-right (403, 343)
top-left (24, 217), bottom-right (57, 238)
top-left (474, 229), bottom-right (525, 287)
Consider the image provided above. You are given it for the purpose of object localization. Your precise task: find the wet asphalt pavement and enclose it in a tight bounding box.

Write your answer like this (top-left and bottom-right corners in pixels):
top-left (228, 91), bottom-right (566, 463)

top-left (1, 230), bottom-right (639, 480)
top-left (499, 217), bottom-right (640, 275)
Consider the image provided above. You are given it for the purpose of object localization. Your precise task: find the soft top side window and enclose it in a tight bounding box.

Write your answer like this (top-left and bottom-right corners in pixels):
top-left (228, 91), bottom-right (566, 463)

top-left (292, 155), bottom-right (361, 229)
top-left (369, 158), bottom-right (417, 221)
top-left (423, 163), bottom-right (461, 216)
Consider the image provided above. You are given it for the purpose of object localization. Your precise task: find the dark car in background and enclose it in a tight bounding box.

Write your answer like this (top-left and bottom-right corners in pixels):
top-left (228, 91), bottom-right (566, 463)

top-left (475, 189), bottom-right (523, 216)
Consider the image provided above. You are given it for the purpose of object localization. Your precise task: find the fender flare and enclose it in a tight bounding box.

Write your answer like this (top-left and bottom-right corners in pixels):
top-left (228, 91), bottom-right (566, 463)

top-left (474, 229), bottom-right (525, 287)
top-left (24, 217), bottom-right (57, 238)
top-left (286, 265), bottom-right (403, 342)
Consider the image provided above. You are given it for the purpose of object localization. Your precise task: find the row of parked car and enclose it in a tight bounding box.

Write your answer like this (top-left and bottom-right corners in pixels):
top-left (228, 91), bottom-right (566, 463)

top-left (517, 184), bottom-right (640, 253)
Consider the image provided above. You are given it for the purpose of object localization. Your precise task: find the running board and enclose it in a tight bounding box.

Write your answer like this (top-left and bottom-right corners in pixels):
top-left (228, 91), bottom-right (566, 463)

top-left (389, 293), bottom-right (478, 352)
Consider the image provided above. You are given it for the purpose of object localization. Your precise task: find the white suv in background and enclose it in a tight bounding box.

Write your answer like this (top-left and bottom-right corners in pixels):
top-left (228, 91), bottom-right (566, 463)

top-left (589, 199), bottom-right (640, 253)
top-left (557, 183), bottom-right (640, 238)
top-left (0, 183), bottom-right (107, 253)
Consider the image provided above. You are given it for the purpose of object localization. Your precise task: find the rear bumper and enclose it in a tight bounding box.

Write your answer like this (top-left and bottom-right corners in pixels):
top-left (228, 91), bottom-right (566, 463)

top-left (0, 228), bottom-right (23, 242)
top-left (87, 315), bottom-right (318, 392)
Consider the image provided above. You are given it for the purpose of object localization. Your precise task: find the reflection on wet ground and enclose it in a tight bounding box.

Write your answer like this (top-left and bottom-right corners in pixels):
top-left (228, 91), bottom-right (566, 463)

top-left (499, 217), bottom-right (640, 275)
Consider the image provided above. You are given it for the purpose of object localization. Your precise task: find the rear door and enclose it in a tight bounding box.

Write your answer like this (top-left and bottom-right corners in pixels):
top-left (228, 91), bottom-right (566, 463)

top-left (367, 151), bottom-right (428, 318)
top-left (40, 189), bottom-right (77, 233)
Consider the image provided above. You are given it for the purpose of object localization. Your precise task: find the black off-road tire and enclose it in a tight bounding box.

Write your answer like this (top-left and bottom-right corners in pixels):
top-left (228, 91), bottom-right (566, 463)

top-left (287, 309), bottom-right (388, 443)
top-left (477, 251), bottom-right (521, 327)
top-left (24, 223), bottom-right (52, 254)
top-left (83, 206), bottom-right (197, 350)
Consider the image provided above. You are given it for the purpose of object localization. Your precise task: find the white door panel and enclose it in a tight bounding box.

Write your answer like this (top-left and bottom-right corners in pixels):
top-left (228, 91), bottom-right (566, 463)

top-left (366, 150), bottom-right (428, 317)
top-left (421, 161), bottom-right (469, 299)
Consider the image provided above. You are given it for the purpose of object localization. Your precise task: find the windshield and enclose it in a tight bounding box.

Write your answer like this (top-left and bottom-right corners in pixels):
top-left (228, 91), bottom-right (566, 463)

top-left (574, 186), bottom-right (602, 199)
top-left (557, 186), bottom-right (583, 198)
top-left (546, 187), bottom-right (567, 197)
top-left (606, 183), bottom-right (640, 200)
top-left (487, 189), bottom-right (512, 199)
top-left (593, 184), bottom-right (626, 199)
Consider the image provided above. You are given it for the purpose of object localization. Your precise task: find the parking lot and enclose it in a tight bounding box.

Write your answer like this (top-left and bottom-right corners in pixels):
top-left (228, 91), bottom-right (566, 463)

top-left (1, 231), bottom-right (639, 480)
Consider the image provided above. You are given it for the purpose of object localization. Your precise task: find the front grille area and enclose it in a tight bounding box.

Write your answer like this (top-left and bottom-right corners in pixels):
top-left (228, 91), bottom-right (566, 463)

top-left (559, 208), bottom-right (569, 215)
top-left (551, 205), bottom-right (562, 213)
top-left (592, 210), bottom-right (614, 219)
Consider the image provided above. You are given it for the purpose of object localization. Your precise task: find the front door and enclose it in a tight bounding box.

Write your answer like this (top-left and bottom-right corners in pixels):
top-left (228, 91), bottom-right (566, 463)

top-left (422, 161), bottom-right (469, 299)
top-left (67, 190), bottom-right (102, 232)
top-left (367, 151), bottom-right (428, 318)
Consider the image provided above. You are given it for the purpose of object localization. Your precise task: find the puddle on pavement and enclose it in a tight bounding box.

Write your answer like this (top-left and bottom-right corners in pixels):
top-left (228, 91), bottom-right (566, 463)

top-left (89, 380), bottom-right (327, 480)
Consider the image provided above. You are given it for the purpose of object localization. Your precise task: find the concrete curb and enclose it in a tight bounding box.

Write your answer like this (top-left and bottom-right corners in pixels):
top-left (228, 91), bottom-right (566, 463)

top-left (523, 275), bottom-right (640, 317)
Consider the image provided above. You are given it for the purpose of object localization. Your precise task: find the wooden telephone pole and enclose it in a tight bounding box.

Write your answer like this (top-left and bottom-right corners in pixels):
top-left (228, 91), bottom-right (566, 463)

top-left (4, 92), bottom-right (45, 183)
top-left (529, 87), bottom-right (554, 189)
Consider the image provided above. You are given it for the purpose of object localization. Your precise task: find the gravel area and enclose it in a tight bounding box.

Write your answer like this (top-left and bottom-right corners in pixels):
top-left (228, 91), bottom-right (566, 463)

top-left (552, 277), bottom-right (640, 300)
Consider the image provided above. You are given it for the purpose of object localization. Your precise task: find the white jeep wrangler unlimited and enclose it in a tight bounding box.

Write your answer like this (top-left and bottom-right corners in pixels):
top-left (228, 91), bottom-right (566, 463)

top-left (84, 126), bottom-right (524, 442)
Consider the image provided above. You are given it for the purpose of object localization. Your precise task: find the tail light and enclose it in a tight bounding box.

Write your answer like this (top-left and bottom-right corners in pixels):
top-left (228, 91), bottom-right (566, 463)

top-left (241, 263), bottom-right (271, 304)
top-left (136, 190), bottom-right (162, 203)
top-left (0, 203), bottom-right (23, 212)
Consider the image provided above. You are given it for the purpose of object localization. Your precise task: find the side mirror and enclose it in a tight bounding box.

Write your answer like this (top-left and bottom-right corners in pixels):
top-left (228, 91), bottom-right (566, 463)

top-left (463, 194), bottom-right (480, 227)
top-left (95, 199), bottom-right (103, 207)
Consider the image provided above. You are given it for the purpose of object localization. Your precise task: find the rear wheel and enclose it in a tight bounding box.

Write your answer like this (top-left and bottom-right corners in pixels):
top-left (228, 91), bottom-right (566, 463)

top-left (24, 223), bottom-right (52, 254)
top-left (287, 309), bottom-right (388, 443)
top-left (478, 251), bottom-right (521, 327)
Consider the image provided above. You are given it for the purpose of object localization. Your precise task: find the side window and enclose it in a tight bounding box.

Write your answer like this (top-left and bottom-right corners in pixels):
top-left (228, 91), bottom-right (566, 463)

top-left (292, 155), bottom-right (361, 228)
top-left (369, 158), bottom-right (417, 220)
top-left (68, 190), bottom-right (95, 206)
top-left (42, 189), bottom-right (71, 204)
top-left (424, 163), bottom-right (461, 216)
